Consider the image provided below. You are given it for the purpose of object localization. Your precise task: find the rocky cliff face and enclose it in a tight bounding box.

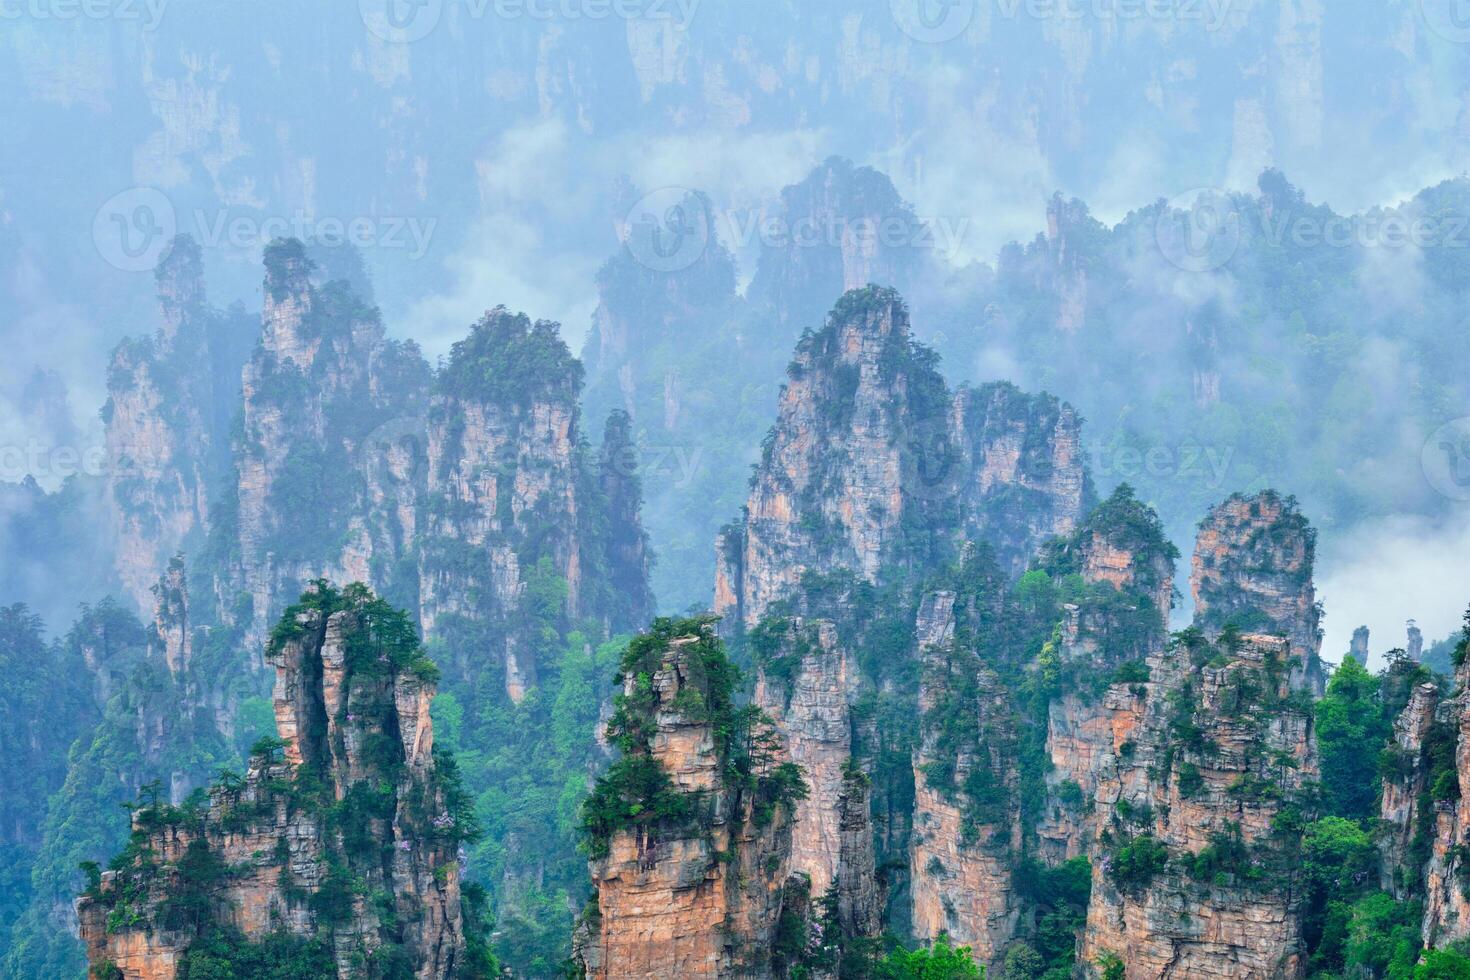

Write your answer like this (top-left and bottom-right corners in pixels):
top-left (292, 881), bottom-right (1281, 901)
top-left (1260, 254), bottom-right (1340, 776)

top-left (418, 306), bottom-right (640, 698)
top-left (715, 286), bottom-right (1087, 629)
top-left (104, 235), bottom-right (256, 613)
top-left (908, 587), bottom-right (1023, 969)
top-left (1191, 491), bottom-right (1325, 695)
top-left (1379, 680), bottom-right (1441, 899)
top-left (708, 288), bottom-right (1092, 967)
top-left (233, 239), bottom-right (430, 649)
top-left (1075, 502), bottom-right (1324, 979)
top-left (1380, 632), bottom-right (1470, 947)
top-left (78, 583), bottom-right (467, 980)
top-left (94, 239), bottom-right (652, 974)
top-left (752, 618), bottom-right (882, 936)
top-left (1034, 487), bottom-right (1179, 867)
top-left (575, 620), bottom-right (802, 979)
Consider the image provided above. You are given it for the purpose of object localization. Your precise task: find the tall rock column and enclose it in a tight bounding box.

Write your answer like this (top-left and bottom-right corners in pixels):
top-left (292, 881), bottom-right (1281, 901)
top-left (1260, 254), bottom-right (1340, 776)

top-left (78, 583), bottom-right (466, 980)
top-left (908, 585), bottom-right (1023, 971)
top-left (714, 287), bottom-right (1087, 629)
top-left (1191, 491), bottom-right (1325, 694)
top-left (575, 620), bottom-right (805, 979)
top-left (1080, 497), bottom-right (1324, 979)
top-left (1034, 486), bottom-right (1178, 863)
top-left (1378, 680), bottom-right (1441, 897)
top-left (752, 618), bottom-right (882, 934)
top-left (418, 307), bottom-right (585, 700)
top-left (104, 235), bottom-right (255, 612)
top-left (1409, 640), bottom-right (1470, 946)
top-left (233, 239), bottom-right (429, 648)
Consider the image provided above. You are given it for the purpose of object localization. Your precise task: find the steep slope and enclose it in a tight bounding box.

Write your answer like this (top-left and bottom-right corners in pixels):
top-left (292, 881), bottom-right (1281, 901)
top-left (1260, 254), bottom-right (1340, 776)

top-left (574, 618), bottom-right (805, 979)
top-left (580, 162), bottom-right (936, 614)
top-left (104, 235), bottom-right (257, 613)
top-left (715, 285), bottom-right (1087, 629)
top-left (77, 583), bottom-right (471, 980)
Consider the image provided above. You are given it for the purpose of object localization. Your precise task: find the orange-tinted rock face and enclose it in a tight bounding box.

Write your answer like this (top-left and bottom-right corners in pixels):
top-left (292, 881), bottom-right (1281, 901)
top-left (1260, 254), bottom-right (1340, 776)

top-left (577, 631), bottom-right (797, 980)
top-left (907, 591), bottom-right (1022, 972)
top-left (1079, 632), bottom-right (1319, 979)
top-left (753, 620), bottom-right (882, 934)
top-left (1191, 492), bottom-right (1324, 694)
top-left (78, 591), bottom-right (465, 980)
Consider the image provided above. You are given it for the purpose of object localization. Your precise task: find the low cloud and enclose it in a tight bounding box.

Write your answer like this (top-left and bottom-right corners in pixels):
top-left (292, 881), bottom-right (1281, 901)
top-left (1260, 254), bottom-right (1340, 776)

top-left (1317, 510), bottom-right (1470, 669)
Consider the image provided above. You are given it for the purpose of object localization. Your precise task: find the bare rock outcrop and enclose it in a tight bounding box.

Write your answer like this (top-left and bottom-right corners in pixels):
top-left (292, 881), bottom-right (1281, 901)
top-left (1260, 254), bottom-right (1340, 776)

top-left (575, 620), bottom-right (805, 979)
top-left (715, 287), bottom-right (1086, 629)
top-left (1077, 498), bottom-right (1324, 980)
top-left (104, 236), bottom-right (255, 613)
top-left (78, 584), bottom-right (466, 980)
top-left (753, 618), bottom-right (882, 935)
top-left (1191, 491), bottom-right (1325, 695)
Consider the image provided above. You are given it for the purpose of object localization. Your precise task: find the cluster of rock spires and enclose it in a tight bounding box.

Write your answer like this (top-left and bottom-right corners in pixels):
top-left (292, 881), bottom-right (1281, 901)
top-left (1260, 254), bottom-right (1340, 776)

top-left (105, 234), bottom-right (650, 701)
top-left (77, 583), bottom-right (467, 978)
top-left (50, 232), bottom-right (654, 978)
top-left (573, 286), bottom-right (1468, 978)
top-left (55, 220), bottom-right (1470, 978)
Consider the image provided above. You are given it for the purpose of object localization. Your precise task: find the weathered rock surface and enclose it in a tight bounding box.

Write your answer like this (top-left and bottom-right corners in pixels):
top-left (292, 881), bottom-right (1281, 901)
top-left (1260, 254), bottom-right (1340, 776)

top-left (753, 619), bottom-right (882, 934)
top-left (419, 307), bottom-right (651, 698)
top-left (1079, 624), bottom-right (1320, 976)
top-left (104, 235), bottom-right (255, 613)
top-left (1192, 491), bottom-right (1325, 695)
top-left (909, 589), bottom-right (1022, 969)
top-left (233, 240), bottom-right (429, 649)
top-left (1379, 681), bottom-right (1440, 897)
top-left (715, 287), bottom-right (1086, 629)
top-left (78, 585), bottom-right (465, 979)
top-left (576, 625), bottom-right (799, 979)
top-left (1402, 650), bottom-right (1470, 946)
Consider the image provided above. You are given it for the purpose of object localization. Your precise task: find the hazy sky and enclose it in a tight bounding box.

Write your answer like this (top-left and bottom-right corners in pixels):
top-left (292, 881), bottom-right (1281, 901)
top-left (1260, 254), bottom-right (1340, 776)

top-left (4, 0), bottom-right (1470, 640)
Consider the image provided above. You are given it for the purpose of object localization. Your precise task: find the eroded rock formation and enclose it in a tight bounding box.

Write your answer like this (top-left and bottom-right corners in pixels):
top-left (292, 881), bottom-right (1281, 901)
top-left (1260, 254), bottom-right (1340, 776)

top-left (233, 240), bottom-right (430, 647)
top-left (1076, 500), bottom-right (1325, 978)
top-left (78, 583), bottom-right (466, 980)
top-left (1192, 491), bottom-right (1325, 695)
top-left (575, 620), bottom-right (802, 979)
top-left (104, 235), bottom-right (256, 613)
top-left (715, 286), bottom-right (1087, 629)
